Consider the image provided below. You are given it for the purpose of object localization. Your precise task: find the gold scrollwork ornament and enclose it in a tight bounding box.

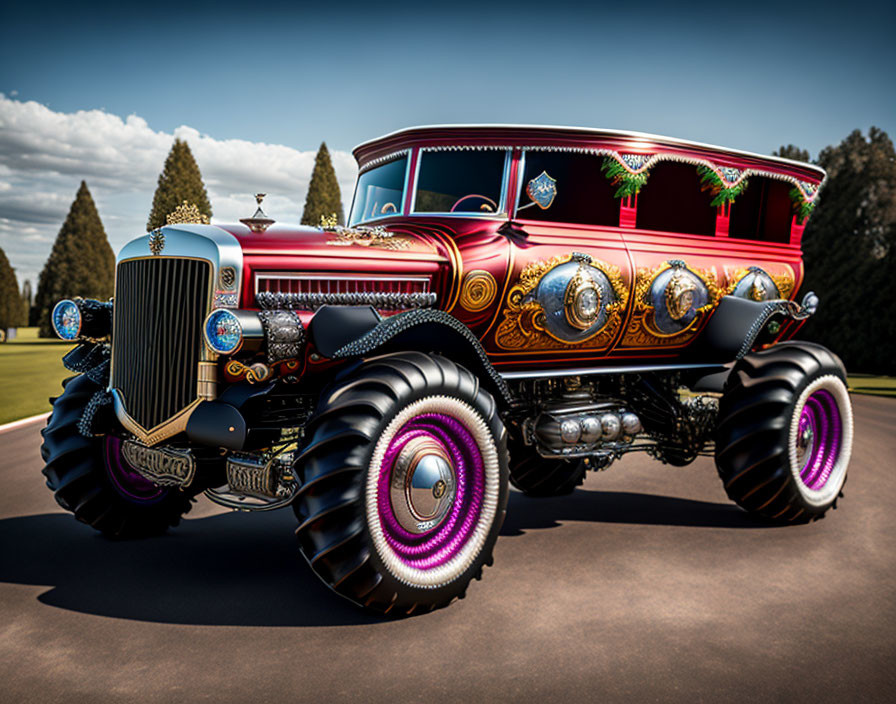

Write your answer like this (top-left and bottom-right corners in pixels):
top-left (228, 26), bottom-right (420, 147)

top-left (459, 270), bottom-right (498, 312)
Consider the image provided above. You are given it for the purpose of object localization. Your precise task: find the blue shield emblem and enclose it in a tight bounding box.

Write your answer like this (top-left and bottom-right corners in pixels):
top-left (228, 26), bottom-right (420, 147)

top-left (526, 171), bottom-right (557, 210)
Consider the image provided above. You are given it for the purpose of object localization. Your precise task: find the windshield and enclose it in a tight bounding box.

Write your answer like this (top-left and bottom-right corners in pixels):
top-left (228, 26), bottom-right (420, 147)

top-left (413, 150), bottom-right (506, 214)
top-left (349, 156), bottom-right (408, 225)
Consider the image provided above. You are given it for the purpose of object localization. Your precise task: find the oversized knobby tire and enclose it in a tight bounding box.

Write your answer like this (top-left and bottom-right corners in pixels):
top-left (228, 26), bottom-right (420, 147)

top-left (293, 352), bottom-right (509, 615)
top-left (508, 440), bottom-right (586, 497)
top-left (715, 342), bottom-right (853, 523)
top-left (40, 374), bottom-right (193, 538)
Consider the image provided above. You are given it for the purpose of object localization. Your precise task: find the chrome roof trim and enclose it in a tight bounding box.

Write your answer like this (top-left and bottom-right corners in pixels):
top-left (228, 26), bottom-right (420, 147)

top-left (353, 124), bottom-right (826, 178)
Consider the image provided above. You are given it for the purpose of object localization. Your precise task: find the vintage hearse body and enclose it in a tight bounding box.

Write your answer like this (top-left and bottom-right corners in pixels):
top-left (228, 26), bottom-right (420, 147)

top-left (41, 126), bottom-right (852, 614)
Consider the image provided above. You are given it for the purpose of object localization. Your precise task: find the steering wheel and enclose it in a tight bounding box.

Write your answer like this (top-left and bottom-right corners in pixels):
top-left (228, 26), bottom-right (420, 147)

top-left (380, 202), bottom-right (398, 215)
top-left (450, 194), bottom-right (498, 213)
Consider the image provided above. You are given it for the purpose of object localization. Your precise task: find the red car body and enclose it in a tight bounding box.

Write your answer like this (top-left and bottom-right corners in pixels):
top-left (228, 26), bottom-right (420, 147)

top-left (217, 125), bottom-right (822, 377)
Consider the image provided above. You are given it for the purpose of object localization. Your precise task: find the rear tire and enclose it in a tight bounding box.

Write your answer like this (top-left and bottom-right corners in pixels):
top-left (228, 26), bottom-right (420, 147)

top-left (293, 352), bottom-right (509, 615)
top-left (508, 440), bottom-right (586, 496)
top-left (40, 374), bottom-right (193, 538)
top-left (714, 342), bottom-right (853, 523)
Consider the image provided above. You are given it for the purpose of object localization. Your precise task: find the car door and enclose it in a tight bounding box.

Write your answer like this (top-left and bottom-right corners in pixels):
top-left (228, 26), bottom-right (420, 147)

top-left (479, 149), bottom-right (634, 373)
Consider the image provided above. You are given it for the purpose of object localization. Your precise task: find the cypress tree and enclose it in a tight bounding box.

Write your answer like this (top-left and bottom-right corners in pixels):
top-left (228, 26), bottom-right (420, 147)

top-left (302, 142), bottom-right (344, 226)
top-left (22, 279), bottom-right (34, 326)
top-left (147, 139), bottom-right (212, 230)
top-left (34, 182), bottom-right (115, 337)
top-left (0, 246), bottom-right (24, 335)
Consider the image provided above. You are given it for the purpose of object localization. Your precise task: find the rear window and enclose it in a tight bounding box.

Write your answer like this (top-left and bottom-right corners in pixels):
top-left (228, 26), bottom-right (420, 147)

top-left (413, 150), bottom-right (507, 214)
top-left (635, 162), bottom-right (717, 237)
top-left (728, 178), bottom-right (792, 243)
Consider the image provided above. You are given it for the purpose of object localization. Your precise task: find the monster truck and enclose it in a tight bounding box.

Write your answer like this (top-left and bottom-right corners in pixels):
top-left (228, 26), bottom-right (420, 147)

top-left (41, 125), bottom-right (852, 615)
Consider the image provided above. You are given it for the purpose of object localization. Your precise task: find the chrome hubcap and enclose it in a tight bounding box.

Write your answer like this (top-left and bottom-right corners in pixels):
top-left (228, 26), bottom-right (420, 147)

top-left (796, 418), bottom-right (816, 468)
top-left (389, 436), bottom-right (456, 534)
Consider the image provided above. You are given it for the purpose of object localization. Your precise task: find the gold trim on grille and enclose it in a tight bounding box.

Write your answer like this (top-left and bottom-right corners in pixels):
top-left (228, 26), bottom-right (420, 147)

top-left (112, 391), bottom-right (203, 446)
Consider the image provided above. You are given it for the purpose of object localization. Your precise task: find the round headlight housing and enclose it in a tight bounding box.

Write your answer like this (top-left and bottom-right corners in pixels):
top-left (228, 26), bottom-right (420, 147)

top-left (204, 309), bottom-right (243, 354)
top-left (51, 299), bottom-right (82, 340)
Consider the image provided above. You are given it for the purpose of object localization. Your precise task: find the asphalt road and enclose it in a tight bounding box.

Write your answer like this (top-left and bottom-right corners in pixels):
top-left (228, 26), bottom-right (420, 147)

top-left (1, 395), bottom-right (894, 704)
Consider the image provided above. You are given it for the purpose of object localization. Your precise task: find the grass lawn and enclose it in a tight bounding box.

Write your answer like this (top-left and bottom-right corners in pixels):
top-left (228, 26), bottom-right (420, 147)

top-left (0, 327), bottom-right (893, 426)
top-left (847, 374), bottom-right (896, 397)
top-left (0, 328), bottom-right (73, 425)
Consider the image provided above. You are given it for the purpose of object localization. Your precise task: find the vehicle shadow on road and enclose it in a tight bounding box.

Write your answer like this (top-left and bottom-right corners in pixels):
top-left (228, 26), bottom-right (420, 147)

top-left (0, 510), bottom-right (383, 628)
top-left (0, 490), bottom-right (768, 627)
top-left (500, 489), bottom-right (772, 536)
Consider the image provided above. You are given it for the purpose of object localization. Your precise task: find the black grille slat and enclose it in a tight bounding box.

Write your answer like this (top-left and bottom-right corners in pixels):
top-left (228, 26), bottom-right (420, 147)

top-left (112, 258), bottom-right (210, 431)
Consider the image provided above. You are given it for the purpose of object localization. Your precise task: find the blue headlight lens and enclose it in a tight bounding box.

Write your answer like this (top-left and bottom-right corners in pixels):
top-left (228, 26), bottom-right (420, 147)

top-left (51, 300), bottom-right (82, 340)
top-left (204, 309), bottom-right (243, 354)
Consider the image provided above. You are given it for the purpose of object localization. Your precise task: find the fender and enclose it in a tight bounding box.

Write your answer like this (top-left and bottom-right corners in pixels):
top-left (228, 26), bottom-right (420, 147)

top-left (309, 306), bottom-right (512, 406)
top-left (689, 292), bottom-right (818, 365)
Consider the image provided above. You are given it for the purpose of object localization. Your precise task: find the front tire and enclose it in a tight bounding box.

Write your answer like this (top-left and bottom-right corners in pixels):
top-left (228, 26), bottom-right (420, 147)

top-left (40, 374), bottom-right (193, 538)
top-left (293, 352), bottom-right (509, 615)
top-left (715, 342), bottom-right (853, 523)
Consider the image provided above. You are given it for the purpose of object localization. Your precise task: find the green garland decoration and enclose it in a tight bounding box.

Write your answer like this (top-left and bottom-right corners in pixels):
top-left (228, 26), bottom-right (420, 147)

top-left (696, 166), bottom-right (749, 207)
top-left (789, 188), bottom-right (816, 224)
top-left (601, 157), bottom-right (649, 199)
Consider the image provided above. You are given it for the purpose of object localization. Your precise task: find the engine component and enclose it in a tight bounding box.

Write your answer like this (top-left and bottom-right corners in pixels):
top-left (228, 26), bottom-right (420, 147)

top-left (531, 404), bottom-right (641, 458)
top-left (621, 412), bottom-right (642, 436)
top-left (205, 449), bottom-right (297, 511)
top-left (121, 439), bottom-right (197, 487)
top-left (599, 413), bottom-right (622, 440)
top-left (580, 416), bottom-right (601, 443)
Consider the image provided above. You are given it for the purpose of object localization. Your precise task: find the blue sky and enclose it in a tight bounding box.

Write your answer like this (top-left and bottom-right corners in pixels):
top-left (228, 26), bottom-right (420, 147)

top-left (1, 0), bottom-right (894, 286)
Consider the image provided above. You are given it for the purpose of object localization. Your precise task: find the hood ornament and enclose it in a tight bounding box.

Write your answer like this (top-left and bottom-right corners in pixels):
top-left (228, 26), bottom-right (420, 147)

top-left (240, 193), bottom-right (275, 233)
top-left (148, 229), bottom-right (165, 255)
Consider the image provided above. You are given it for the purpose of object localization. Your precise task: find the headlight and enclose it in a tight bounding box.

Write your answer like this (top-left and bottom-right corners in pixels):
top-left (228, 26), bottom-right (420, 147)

top-left (52, 299), bottom-right (81, 340)
top-left (204, 309), bottom-right (243, 354)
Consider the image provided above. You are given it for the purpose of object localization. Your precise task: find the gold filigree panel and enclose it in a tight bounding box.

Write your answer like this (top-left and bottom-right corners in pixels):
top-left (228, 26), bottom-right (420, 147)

top-left (619, 262), bottom-right (721, 349)
top-left (723, 265), bottom-right (795, 300)
top-left (494, 254), bottom-right (628, 351)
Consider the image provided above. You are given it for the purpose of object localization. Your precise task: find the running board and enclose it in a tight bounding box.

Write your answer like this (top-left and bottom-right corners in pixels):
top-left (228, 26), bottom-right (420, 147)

top-left (498, 362), bottom-right (726, 381)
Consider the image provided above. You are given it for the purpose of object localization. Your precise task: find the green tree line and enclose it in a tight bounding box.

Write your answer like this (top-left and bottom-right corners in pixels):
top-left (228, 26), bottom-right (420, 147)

top-left (2, 131), bottom-right (891, 377)
top-left (777, 128), bottom-right (896, 375)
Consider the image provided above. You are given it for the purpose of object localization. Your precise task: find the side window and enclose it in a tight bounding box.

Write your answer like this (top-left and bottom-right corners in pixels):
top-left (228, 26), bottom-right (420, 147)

top-left (728, 177), bottom-right (792, 243)
top-left (516, 152), bottom-right (618, 226)
top-left (635, 162), bottom-right (717, 237)
top-left (413, 150), bottom-right (507, 214)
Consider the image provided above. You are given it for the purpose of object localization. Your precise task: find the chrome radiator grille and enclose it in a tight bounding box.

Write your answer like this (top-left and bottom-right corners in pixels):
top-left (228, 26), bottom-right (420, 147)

top-left (111, 257), bottom-right (211, 432)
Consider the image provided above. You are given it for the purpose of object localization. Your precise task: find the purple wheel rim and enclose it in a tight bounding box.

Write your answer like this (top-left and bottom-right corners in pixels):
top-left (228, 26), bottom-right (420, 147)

top-left (104, 436), bottom-right (166, 503)
top-left (377, 413), bottom-right (485, 570)
top-left (796, 389), bottom-right (842, 490)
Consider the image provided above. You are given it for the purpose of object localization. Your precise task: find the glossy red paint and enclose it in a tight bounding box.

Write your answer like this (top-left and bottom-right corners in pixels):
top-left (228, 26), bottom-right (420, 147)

top-left (226, 126), bottom-right (823, 372)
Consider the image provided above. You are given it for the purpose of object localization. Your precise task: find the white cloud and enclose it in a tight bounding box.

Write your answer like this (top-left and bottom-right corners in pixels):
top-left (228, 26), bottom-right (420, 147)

top-left (0, 94), bottom-right (358, 287)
